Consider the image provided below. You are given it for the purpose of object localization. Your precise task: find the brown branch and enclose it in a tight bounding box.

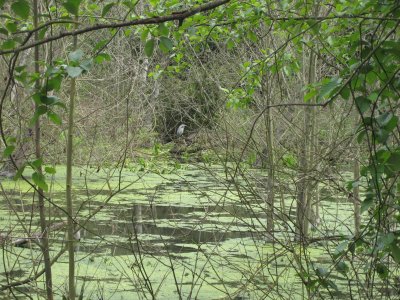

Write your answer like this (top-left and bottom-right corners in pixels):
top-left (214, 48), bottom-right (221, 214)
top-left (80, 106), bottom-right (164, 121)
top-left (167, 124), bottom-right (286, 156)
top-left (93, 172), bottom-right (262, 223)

top-left (0, 0), bottom-right (231, 55)
top-left (262, 14), bottom-right (400, 22)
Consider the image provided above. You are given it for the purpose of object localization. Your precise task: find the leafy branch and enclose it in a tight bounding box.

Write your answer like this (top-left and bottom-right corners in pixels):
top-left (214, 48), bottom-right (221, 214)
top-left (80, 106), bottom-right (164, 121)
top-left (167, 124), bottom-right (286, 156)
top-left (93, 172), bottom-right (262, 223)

top-left (0, 0), bottom-right (231, 55)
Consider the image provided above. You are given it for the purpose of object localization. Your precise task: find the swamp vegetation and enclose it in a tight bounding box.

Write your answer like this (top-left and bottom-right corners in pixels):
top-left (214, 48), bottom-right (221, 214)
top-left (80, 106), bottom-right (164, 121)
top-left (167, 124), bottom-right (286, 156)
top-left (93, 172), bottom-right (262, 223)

top-left (0, 0), bottom-right (399, 299)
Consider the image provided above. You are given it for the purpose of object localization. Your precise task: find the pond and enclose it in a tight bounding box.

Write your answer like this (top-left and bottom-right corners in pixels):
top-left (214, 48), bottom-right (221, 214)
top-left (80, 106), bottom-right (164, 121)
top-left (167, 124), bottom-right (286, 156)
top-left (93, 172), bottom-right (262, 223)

top-left (0, 163), bottom-right (364, 299)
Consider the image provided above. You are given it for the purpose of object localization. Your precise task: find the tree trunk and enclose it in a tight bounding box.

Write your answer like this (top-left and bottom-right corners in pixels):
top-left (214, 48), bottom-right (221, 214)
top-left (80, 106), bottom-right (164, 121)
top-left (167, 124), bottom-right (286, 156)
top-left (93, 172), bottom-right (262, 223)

top-left (66, 15), bottom-right (79, 300)
top-left (33, 1), bottom-right (53, 299)
top-left (134, 205), bottom-right (143, 234)
top-left (314, 185), bottom-right (320, 227)
top-left (1, 50), bottom-right (32, 176)
top-left (303, 85), bottom-right (316, 237)
top-left (353, 153), bottom-right (361, 236)
top-left (265, 96), bottom-right (275, 239)
top-left (296, 35), bottom-right (317, 240)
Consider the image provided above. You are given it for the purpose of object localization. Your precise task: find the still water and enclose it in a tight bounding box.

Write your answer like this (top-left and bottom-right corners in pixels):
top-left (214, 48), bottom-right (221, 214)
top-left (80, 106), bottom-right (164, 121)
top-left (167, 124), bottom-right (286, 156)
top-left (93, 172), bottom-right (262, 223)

top-left (0, 164), bottom-right (358, 299)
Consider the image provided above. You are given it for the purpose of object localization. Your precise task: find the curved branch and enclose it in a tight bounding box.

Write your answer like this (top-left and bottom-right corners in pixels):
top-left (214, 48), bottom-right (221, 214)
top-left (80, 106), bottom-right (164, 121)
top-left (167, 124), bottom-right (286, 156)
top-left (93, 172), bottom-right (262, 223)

top-left (0, 0), bottom-right (231, 55)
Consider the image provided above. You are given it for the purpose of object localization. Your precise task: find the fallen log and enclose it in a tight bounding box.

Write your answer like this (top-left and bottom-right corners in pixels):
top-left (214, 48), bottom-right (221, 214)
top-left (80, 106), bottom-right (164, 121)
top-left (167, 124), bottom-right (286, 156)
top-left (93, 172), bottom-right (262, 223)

top-left (0, 221), bottom-right (67, 247)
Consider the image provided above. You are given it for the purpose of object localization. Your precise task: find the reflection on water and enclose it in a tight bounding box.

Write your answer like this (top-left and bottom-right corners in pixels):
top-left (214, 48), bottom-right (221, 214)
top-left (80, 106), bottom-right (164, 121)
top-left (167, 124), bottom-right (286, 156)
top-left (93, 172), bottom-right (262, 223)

top-left (75, 203), bottom-right (265, 257)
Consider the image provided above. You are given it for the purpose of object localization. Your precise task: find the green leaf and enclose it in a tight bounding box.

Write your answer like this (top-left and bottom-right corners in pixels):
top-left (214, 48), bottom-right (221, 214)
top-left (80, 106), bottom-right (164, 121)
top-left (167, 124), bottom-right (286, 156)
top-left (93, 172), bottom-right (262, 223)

top-left (376, 263), bottom-right (388, 279)
top-left (317, 77), bottom-right (342, 102)
top-left (11, 0), bottom-right (30, 20)
top-left (324, 279), bottom-right (338, 291)
top-left (315, 267), bottom-right (327, 277)
top-left (30, 105), bottom-right (46, 124)
top-left (14, 165), bottom-right (25, 180)
top-left (141, 28), bottom-right (149, 42)
top-left (282, 153), bottom-right (297, 167)
top-left (363, 117), bottom-right (372, 126)
top-left (30, 113), bottom-right (39, 126)
top-left (144, 39), bottom-right (155, 57)
top-left (68, 49), bottom-right (84, 62)
top-left (93, 40), bottom-right (108, 51)
top-left (378, 233), bottom-right (395, 250)
top-left (31, 158), bottom-right (42, 169)
top-left (227, 39), bottom-right (235, 50)
top-left (36, 105), bottom-right (48, 115)
top-left (38, 26), bottom-right (48, 39)
top-left (304, 89), bottom-right (317, 102)
top-left (387, 152), bottom-right (400, 172)
top-left (305, 279), bottom-right (318, 290)
top-left (63, 0), bottom-right (82, 15)
top-left (390, 243), bottom-right (400, 264)
top-left (382, 41), bottom-right (400, 59)
top-left (368, 92), bottom-right (378, 102)
top-left (122, 0), bottom-right (137, 9)
top-left (159, 36), bottom-right (173, 53)
top-left (94, 53), bottom-right (111, 64)
top-left (0, 27), bottom-right (8, 36)
top-left (346, 180), bottom-right (359, 190)
top-left (66, 66), bottom-right (83, 78)
top-left (334, 241), bottom-right (348, 258)
top-left (80, 58), bottom-right (93, 71)
top-left (32, 172), bottom-right (48, 192)
top-left (247, 31), bottom-right (258, 42)
top-left (54, 102), bottom-right (67, 110)
top-left (340, 86), bottom-right (350, 100)
top-left (102, 3), bottom-right (115, 17)
top-left (335, 261), bottom-right (349, 275)
top-left (32, 93), bottom-right (41, 105)
top-left (46, 75), bottom-right (63, 91)
top-left (158, 23), bottom-right (169, 36)
top-left (40, 95), bottom-right (58, 105)
top-left (5, 22), bottom-right (17, 33)
top-left (3, 145), bottom-right (15, 157)
top-left (375, 128), bottom-right (389, 144)
top-left (6, 137), bottom-right (16, 144)
top-left (45, 166), bottom-right (56, 174)
top-left (123, 28), bottom-right (132, 37)
top-left (376, 112), bottom-right (393, 127)
top-left (361, 197), bottom-right (373, 213)
top-left (2, 39), bottom-right (16, 50)
top-left (47, 111), bottom-right (62, 125)
top-left (355, 96), bottom-right (371, 114)
top-left (383, 115), bottom-right (398, 133)
top-left (366, 71), bottom-right (377, 85)
top-left (376, 149), bottom-right (391, 163)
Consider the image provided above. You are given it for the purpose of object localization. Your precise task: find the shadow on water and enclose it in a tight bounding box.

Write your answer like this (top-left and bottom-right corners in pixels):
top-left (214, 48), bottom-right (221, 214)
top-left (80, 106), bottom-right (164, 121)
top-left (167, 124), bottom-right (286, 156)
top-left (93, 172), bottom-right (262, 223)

top-left (74, 203), bottom-right (264, 257)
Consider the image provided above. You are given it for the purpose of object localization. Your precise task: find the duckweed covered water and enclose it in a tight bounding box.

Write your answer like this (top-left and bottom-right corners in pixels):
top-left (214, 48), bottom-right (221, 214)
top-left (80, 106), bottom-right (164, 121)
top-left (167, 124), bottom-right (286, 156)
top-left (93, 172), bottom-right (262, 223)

top-left (0, 164), bottom-right (362, 299)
